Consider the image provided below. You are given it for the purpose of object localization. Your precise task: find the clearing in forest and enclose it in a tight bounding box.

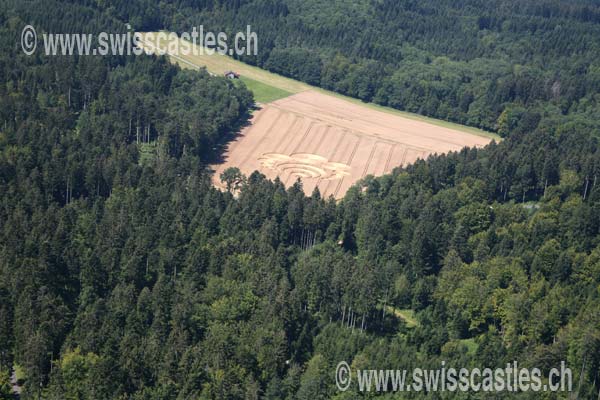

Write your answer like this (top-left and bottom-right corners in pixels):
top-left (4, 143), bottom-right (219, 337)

top-left (137, 32), bottom-right (495, 198)
top-left (212, 91), bottom-right (491, 199)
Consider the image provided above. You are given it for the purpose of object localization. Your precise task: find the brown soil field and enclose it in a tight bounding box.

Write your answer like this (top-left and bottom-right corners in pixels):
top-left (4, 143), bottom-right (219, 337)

top-left (212, 91), bottom-right (492, 199)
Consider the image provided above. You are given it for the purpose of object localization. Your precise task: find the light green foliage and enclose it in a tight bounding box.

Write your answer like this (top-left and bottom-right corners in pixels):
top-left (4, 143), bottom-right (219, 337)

top-left (238, 76), bottom-right (292, 104)
top-left (220, 167), bottom-right (246, 193)
top-left (58, 348), bottom-right (101, 400)
top-left (0, 368), bottom-right (11, 400)
top-left (296, 354), bottom-right (330, 400)
top-left (3, 1), bottom-right (600, 399)
top-left (137, 142), bottom-right (156, 166)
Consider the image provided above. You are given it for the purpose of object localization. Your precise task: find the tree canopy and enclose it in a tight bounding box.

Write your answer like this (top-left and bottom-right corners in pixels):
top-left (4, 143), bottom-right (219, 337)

top-left (1, 1), bottom-right (600, 399)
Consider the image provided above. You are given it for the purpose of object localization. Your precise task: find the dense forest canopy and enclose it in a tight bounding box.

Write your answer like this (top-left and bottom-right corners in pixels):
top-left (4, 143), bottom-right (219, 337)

top-left (0, 0), bottom-right (600, 399)
top-left (117, 0), bottom-right (600, 135)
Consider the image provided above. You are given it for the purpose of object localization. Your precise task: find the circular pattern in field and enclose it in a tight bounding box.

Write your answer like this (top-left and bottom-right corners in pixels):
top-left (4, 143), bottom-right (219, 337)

top-left (259, 152), bottom-right (352, 180)
top-left (211, 91), bottom-right (492, 199)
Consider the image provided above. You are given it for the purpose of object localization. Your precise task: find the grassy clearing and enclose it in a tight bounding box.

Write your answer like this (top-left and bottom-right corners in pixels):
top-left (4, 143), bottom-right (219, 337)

top-left (138, 142), bottom-right (156, 165)
top-left (442, 338), bottom-right (479, 356)
top-left (460, 338), bottom-right (479, 355)
top-left (238, 76), bottom-right (292, 104)
top-left (138, 32), bottom-right (500, 140)
top-left (14, 364), bottom-right (25, 382)
top-left (383, 305), bottom-right (419, 327)
top-left (138, 32), bottom-right (309, 93)
top-left (394, 308), bottom-right (419, 328)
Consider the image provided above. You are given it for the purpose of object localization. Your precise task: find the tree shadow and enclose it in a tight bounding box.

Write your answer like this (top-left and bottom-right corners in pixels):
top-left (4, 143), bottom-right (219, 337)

top-left (204, 103), bottom-right (261, 168)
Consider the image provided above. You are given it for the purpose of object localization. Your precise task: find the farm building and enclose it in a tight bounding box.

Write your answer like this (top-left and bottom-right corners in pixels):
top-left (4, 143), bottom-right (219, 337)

top-left (224, 71), bottom-right (240, 79)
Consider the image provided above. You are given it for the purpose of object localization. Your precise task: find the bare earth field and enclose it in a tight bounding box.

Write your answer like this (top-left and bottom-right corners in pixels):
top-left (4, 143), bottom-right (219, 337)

top-left (135, 32), bottom-right (494, 198)
top-left (212, 91), bottom-right (492, 199)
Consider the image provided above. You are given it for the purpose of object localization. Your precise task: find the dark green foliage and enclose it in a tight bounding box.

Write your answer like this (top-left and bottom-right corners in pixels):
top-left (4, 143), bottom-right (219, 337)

top-left (1, 1), bottom-right (600, 399)
top-left (142, 0), bottom-right (600, 135)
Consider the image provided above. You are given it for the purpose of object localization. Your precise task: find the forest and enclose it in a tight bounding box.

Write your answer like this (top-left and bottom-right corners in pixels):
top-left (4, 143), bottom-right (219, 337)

top-left (0, 0), bottom-right (599, 399)
top-left (140, 0), bottom-right (600, 135)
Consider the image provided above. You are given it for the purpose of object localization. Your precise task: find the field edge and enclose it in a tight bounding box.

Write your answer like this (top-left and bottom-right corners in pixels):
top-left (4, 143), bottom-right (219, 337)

top-left (138, 32), bottom-right (501, 141)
